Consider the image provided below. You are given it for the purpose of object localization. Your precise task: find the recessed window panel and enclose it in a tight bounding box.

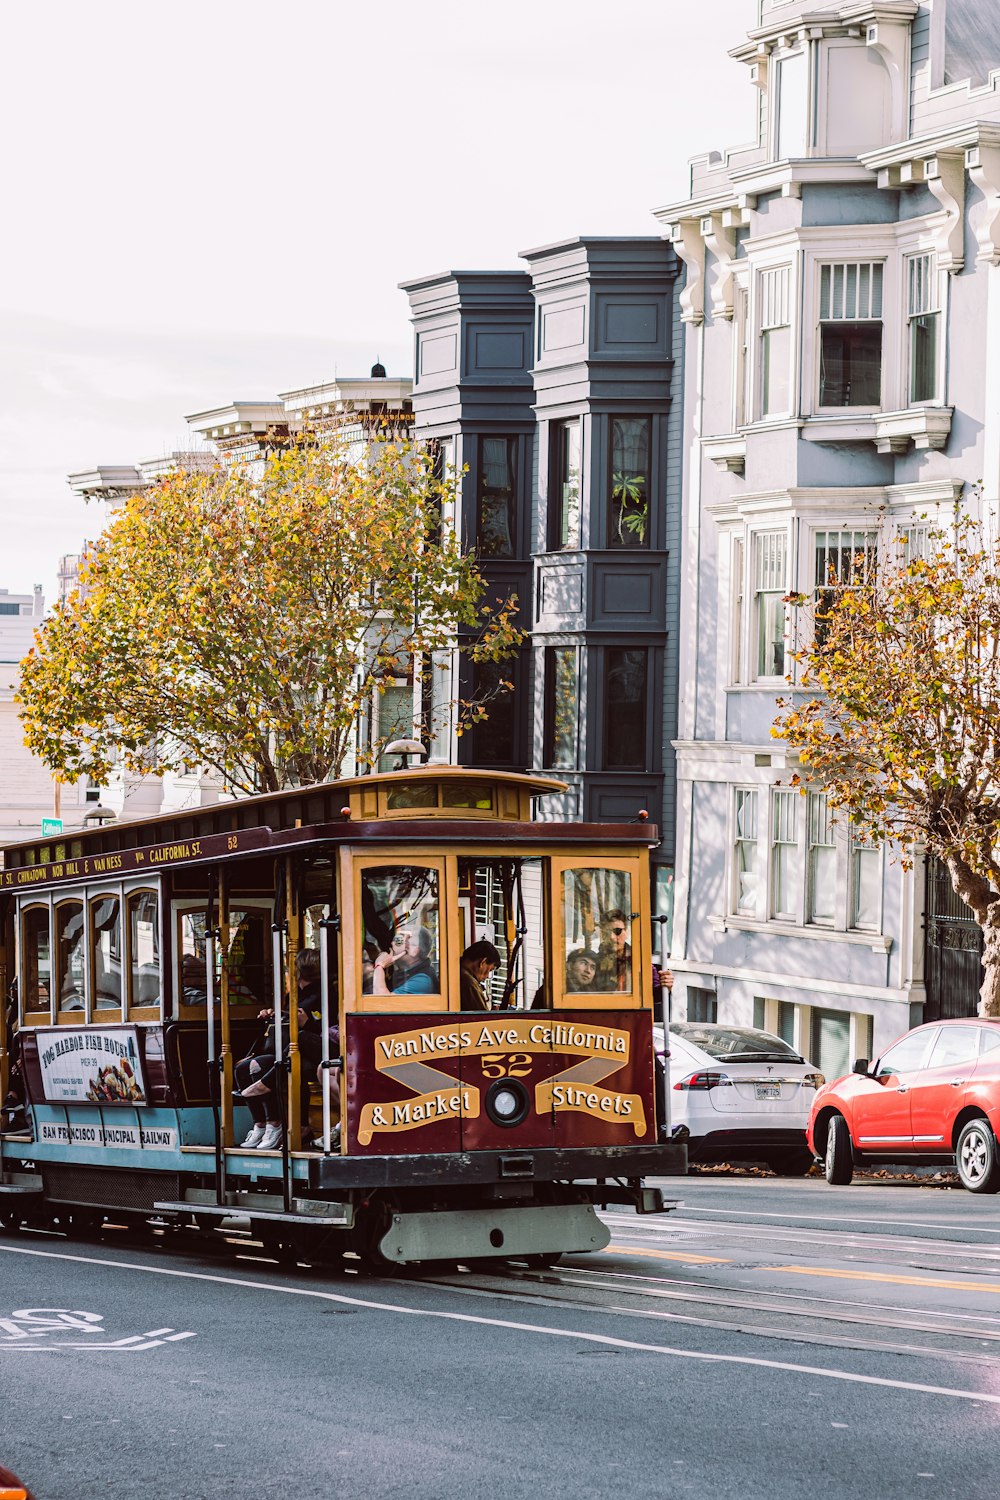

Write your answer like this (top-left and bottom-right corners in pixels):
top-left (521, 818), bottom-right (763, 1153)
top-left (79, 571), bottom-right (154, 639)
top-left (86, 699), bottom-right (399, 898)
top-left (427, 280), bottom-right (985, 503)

top-left (603, 648), bottom-right (647, 770)
top-left (476, 436), bottom-right (517, 558)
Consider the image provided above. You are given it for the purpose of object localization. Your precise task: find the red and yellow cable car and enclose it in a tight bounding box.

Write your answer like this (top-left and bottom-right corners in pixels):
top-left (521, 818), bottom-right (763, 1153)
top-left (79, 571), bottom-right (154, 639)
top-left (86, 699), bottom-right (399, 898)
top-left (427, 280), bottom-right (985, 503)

top-left (0, 767), bottom-right (685, 1267)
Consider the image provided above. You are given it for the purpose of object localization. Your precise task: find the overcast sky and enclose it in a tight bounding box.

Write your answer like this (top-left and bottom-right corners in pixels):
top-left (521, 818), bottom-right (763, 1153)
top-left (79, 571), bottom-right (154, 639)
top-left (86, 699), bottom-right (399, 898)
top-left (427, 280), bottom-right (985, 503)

top-left (1, 0), bottom-right (758, 603)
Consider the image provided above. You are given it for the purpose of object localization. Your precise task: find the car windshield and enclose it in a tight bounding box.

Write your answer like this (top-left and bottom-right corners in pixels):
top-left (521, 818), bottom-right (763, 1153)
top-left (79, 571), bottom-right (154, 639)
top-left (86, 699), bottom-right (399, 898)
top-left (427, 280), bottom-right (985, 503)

top-left (669, 1024), bottom-right (804, 1064)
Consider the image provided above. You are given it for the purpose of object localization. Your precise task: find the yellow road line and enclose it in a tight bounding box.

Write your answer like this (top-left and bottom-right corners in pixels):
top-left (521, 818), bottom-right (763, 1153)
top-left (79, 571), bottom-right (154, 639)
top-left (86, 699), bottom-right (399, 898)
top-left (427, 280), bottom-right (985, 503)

top-left (606, 1242), bottom-right (730, 1265)
top-left (776, 1265), bottom-right (1000, 1294)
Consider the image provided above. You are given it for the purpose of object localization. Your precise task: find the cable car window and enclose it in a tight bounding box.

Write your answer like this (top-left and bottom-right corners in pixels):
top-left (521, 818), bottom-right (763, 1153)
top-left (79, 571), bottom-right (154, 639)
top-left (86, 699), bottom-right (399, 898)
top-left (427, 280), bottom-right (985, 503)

top-left (385, 783), bottom-right (437, 812)
top-left (177, 910), bottom-right (209, 1005)
top-left (55, 900), bottom-right (86, 1012)
top-left (561, 868), bottom-right (633, 995)
top-left (458, 857), bottom-right (545, 1010)
top-left (127, 890), bottom-right (161, 1011)
top-left (440, 781), bottom-right (494, 811)
top-left (225, 908), bottom-right (273, 1009)
top-left (362, 866), bottom-right (440, 995)
top-left (21, 904), bottom-right (51, 1017)
top-left (90, 896), bottom-right (122, 1012)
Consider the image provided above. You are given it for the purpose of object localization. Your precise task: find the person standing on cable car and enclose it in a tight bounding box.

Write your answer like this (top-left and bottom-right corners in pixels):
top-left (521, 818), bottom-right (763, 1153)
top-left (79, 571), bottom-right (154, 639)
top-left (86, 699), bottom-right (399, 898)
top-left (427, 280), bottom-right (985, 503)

top-left (235, 948), bottom-right (323, 1150)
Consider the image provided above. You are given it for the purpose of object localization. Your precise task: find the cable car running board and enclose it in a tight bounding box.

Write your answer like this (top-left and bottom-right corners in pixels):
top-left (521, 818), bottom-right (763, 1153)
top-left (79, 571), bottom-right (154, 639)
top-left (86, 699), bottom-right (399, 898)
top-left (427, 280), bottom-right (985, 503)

top-left (154, 1192), bottom-right (354, 1228)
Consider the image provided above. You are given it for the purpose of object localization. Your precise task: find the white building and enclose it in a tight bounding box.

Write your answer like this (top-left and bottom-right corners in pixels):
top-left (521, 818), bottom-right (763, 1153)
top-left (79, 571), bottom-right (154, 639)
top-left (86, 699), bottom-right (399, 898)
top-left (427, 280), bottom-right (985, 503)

top-left (0, 587), bottom-right (97, 842)
top-left (657, 0), bottom-right (1000, 1078)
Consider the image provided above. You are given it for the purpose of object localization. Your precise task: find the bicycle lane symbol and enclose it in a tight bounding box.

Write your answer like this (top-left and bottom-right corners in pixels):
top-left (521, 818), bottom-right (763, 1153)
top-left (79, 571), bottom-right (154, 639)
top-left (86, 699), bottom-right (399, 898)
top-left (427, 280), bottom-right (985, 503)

top-left (0, 1309), bottom-right (196, 1352)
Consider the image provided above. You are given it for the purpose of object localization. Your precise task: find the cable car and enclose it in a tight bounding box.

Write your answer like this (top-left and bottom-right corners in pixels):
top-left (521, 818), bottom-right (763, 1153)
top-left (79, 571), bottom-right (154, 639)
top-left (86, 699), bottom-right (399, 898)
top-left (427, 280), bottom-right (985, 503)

top-left (0, 767), bottom-right (685, 1268)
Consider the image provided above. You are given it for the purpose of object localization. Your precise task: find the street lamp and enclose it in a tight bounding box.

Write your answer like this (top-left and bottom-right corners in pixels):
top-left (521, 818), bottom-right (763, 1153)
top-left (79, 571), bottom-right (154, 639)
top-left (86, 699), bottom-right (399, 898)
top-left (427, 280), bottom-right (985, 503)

top-left (82, 803), bottom-right (117, 828)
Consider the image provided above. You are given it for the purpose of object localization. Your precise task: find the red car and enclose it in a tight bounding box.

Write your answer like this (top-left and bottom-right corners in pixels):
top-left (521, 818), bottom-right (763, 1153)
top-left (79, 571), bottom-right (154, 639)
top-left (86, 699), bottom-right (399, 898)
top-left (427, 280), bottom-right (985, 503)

top-left (808, 1017), bottom-right (1000, 1193)
top-left (0, 1465), bottom-right (35, 1500)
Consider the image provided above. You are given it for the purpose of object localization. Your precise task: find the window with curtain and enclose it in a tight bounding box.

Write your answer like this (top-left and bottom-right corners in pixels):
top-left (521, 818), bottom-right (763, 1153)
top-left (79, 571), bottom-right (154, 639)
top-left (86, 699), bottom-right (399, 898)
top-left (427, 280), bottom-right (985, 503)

top-left (818, 261), bottom-right (884, 407)
top-left (753, 531), bottom-right (788, 679)
top-left (476, 436), bottom-right (517, 558)
top-left (734, 789), bottom-right (759, 915)
top-left (609, 417), bottom-right (651, 548)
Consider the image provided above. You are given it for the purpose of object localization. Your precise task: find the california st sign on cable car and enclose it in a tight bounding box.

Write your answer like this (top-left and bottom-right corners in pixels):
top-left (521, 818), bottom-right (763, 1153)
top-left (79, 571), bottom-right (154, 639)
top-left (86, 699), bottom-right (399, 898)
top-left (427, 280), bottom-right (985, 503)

top-left (0, 765), bottom-right (685, 1269)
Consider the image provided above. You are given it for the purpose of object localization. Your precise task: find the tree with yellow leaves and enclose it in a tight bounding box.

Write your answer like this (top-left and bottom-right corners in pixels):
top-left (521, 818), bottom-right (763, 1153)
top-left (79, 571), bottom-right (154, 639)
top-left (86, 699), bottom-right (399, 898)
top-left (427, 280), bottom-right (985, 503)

top-left (18, 436), bottom-right (523, 795)
top-left (774, 512), bottom-right (1000, 1016)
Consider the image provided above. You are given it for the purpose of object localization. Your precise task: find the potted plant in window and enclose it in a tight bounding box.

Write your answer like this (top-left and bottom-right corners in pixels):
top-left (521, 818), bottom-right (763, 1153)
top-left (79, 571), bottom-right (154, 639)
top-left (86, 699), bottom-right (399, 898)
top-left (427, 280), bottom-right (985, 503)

top-left (612, 471), bottom-right (648, 544)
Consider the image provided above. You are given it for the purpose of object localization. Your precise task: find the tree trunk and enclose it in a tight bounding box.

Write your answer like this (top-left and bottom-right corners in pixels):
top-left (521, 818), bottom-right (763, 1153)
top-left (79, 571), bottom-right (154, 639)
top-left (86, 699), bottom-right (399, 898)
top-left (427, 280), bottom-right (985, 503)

top-left (942, 856), bottom-right (1000, 1018)
top-left (981, 905), bottom-right (1000, 1018)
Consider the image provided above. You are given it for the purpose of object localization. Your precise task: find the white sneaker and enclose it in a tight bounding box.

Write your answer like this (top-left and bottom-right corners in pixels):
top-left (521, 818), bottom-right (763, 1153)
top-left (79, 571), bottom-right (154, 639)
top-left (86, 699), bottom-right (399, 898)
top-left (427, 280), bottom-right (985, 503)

top-left (239, 1123), bottom-right (266, 1149)
top-left (258, 1122), bottom-right (284, 1151)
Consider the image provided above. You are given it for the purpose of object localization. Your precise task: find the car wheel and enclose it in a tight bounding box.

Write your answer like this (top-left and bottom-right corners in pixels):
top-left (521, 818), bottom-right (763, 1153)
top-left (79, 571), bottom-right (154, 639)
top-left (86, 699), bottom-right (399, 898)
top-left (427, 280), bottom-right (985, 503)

top-left (769, 1148), bottom-right (815, 1177)
top-left (955, 1117), bottom-right (1000, 1194)
top-left (824, 1114), bottom-right (854, 1185)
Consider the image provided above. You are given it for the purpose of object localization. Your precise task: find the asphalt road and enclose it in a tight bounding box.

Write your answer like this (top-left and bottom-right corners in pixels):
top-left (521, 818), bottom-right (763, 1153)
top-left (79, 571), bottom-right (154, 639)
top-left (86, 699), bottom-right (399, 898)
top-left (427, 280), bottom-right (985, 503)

top-left (2, 1174), bottom-right (1000, 1500)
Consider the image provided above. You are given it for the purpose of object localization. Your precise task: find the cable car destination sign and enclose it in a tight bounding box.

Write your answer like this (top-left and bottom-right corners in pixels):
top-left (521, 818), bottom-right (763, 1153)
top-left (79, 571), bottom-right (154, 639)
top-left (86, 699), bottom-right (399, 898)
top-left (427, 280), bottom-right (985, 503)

top-left (4, 827), bottom-right (272, 889)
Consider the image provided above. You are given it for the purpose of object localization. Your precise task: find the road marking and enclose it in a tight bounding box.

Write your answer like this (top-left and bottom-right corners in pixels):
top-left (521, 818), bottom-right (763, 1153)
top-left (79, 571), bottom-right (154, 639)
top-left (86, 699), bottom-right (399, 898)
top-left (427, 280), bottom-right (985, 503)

top-left (655, 1206), bottom-right (1000, 1235)
top-left (605, 1242), bottom-right (730, 1265)
top-left (1, 1241), bottom-right (999, 1407)
top-left (776, 1265), bottom-right (1000, 1294)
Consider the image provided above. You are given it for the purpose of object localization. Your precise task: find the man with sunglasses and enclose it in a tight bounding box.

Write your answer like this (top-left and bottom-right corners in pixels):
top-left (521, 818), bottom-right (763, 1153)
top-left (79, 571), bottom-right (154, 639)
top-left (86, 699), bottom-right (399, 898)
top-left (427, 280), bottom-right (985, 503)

top-left (595, 909), bottom-right (632, 993)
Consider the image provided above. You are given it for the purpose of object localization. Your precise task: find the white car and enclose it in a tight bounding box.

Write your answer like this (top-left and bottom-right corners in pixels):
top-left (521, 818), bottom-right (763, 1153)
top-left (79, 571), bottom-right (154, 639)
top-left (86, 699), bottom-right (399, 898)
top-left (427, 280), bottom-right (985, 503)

top-left (658, 1022), bottom-right (825, 1176)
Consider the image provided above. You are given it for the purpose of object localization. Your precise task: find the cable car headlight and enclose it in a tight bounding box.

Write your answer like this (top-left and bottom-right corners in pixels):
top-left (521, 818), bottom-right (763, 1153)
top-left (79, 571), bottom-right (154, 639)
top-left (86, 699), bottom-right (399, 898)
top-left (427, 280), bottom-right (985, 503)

top-left (485, 1078), bottom-right (530, 1128)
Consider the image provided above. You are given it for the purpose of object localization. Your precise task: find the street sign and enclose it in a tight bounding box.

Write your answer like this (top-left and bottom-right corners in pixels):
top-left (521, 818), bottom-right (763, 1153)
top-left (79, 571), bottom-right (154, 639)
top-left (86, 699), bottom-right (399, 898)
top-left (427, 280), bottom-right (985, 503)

top-left (40, 818), bottom-right (63, 837)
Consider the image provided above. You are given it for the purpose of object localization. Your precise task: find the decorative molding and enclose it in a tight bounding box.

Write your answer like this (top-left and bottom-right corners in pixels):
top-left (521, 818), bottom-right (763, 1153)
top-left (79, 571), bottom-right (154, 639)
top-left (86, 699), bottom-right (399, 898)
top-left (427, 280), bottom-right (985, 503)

top-left (702, 432), bottom-right (747, 475)
top-left (863, 13), bottom-right (911, 145)
top-left (668, 218), bottom-right (705, 325)
top-left (700, 210), bottom-right (739, 320)
top-left (707, 914), bottom-right (893, 955)
top-left (875, 406), bottom-right (953, 454)
top-left (966, 144), bottom-right (1000, 266)
top-left (924, 152), bottom-right (966, 273)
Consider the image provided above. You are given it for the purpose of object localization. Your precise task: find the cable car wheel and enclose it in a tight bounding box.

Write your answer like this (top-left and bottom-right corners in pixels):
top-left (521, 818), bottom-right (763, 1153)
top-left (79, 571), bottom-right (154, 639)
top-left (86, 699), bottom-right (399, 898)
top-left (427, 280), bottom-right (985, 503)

top-left (356, 1195), bottom-right (404, 1276)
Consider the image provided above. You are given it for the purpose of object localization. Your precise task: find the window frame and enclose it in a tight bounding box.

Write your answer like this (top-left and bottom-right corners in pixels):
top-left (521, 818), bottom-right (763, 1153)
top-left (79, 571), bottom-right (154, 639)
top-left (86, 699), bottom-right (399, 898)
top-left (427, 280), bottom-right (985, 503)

top-left (770, 789), bottom-right (800, 922)
top-left (89, 892), bottom-right (124, 1017)
top-left (905, 251), bottom-right (942, 407)
top-left (549, 418), bottom-right (582, 551)
top-left (548, 853), bottom-right (650, 1012)
top-left (815, 259), bottom-right (886, 412)
top-left (757, 264), bottom-right (794, 420)
top-left (475, 433), bottom-right (519, 559)
top-left (348, 852), bottom-right (451, 1015)
top-left (607, 415), bottom-right (652, 549)
top-left (752, 530), bottom-right (789, 682)
top-left (733, 788), bottom-right (760, 917)
top-left (543, 645), bottom-right (579, 771)
top-left (601, 646), bottom-right (649, 772)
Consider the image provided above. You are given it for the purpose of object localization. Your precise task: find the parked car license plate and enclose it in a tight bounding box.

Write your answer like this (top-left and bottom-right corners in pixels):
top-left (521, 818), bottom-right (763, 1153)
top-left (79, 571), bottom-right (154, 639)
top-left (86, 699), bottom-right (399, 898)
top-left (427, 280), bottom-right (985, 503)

top-left (755, 1083), bottom-right (780, 1100)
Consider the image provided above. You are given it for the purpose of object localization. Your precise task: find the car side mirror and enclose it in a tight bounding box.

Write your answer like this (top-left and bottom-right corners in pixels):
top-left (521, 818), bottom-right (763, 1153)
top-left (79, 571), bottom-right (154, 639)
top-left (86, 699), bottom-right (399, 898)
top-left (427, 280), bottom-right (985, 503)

top-left (853, 1058), bottom-right (871, 1076)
